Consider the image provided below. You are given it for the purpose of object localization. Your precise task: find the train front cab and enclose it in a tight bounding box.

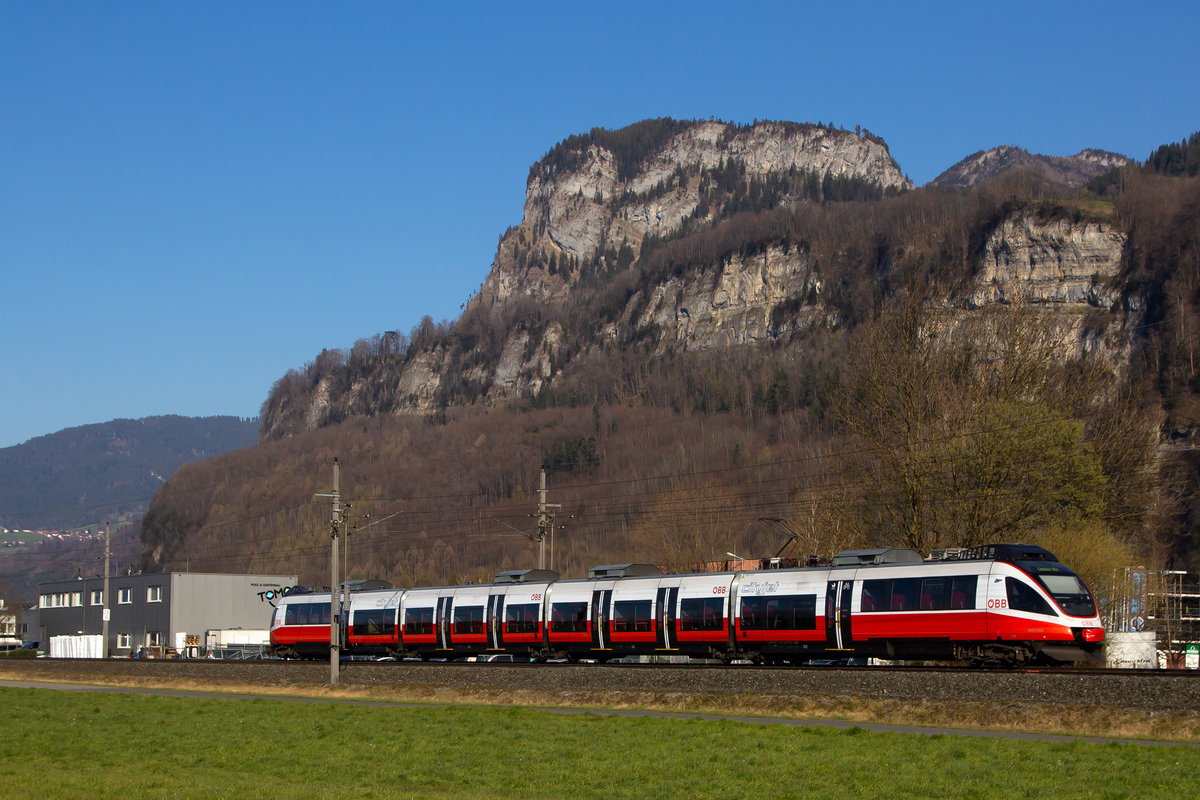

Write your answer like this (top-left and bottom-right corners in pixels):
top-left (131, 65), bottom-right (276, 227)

top-left (984, 556), bottom-right (1104, 663)
top-left (269, 593), bottom-right (333, 659)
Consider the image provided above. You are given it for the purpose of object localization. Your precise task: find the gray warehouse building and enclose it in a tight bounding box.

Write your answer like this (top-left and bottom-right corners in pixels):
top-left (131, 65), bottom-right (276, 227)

top-left (37, 571), bottom-right (297, 656)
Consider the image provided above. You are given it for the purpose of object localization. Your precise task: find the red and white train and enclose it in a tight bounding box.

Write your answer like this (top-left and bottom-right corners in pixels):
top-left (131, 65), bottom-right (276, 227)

top-left (269, 543), bottom-right (1105, 666)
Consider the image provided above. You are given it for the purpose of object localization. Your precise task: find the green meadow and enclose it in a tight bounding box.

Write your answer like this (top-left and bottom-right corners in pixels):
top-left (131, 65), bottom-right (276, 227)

top-left (0, 687), bottom-right (1196, 799)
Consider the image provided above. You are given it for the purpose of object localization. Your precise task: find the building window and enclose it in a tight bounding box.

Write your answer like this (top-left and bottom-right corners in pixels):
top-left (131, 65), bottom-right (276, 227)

top-left (118, 588), bottom-right (132, 605)
top-left (71, 592), bottom-right (82, 607)
top-left (116, 633), bottom-right (131, 650)
top-left (147, 631), bottom-right (163, 647)
top-left (147, 586), bottom-right (162, 603)
top-left (90, 590), bottom-right (103, 606)
top-left (40, 592), bottom-right (74, 608)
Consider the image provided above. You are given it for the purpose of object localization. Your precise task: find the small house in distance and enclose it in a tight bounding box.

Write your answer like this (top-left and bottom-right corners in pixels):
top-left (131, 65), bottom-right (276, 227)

top-left (37, 571), bottom-right (296, 657)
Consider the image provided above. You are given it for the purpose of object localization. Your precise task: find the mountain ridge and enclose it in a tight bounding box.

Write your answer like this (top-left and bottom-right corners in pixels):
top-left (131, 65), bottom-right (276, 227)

top-left (929, 145), bottom-right (1132, 190)
top-left (0, 415), bottom-right (258, 531)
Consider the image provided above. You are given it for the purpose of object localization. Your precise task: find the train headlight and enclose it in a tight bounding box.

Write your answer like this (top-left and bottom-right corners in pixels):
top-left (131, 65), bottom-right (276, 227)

top-left (1082, 628), bottom-right (1105, 643)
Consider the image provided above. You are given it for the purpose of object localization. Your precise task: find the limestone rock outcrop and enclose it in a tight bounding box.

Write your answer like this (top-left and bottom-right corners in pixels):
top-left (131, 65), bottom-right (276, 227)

top-left (259, 120), bottom-right (1136, 441)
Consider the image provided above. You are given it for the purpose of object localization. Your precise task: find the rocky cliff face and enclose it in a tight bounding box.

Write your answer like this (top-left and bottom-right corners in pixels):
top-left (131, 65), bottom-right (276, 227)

top-left (479, 120), bottom-right (911, 309)
top-left (972, 213), bottom-right (1125, 308)
top-left (259, 120), bottom-right (1135, 441)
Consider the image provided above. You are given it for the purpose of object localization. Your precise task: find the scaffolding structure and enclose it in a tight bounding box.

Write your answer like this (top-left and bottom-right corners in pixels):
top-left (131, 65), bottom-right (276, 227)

top-left (1106, 568), bottom-right (1200, 668)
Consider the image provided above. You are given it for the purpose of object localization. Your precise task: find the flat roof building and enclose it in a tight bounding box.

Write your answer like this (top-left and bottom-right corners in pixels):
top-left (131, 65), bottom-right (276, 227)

top-left (37, 572), bottom-right (296, 656)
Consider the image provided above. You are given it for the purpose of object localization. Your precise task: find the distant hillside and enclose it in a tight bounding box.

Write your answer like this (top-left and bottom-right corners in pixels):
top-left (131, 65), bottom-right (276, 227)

top-left (0, 416), bottom-right (258, 531)
top-left (929, 146), bottom-right (1130, 189)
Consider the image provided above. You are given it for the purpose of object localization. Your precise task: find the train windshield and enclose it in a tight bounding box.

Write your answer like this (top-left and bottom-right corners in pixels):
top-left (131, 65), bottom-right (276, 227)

top-left (1019, 563), bottom-right (1096, 617)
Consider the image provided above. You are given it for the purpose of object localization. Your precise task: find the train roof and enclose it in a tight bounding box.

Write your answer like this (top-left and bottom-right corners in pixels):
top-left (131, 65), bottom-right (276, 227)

top-left (927, 543), bottom-right (1060, 564)
top-left (587, 564), bottom-right (661, 579)
top-left (309, 544), bottom-right (1066, 597)
top-left (831, 547), bottom-right (923, 566)
top-left (494, 569), bottom-right (560, 584)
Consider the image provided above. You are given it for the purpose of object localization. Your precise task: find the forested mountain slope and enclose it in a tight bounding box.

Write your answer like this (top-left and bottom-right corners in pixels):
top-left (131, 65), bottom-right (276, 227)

top-left (139, 120), bottom-right (1200, 598)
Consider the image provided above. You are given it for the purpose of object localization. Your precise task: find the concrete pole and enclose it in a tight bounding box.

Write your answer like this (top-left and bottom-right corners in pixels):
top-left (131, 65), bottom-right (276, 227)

top-left (536, 469), bottom-right (560, 571)
top-left (102, 521), bottom-right (111, 659)
top-left (538, 470), bottom-right (546, 570)
top-left (330, 459), bottom-right (341, 686)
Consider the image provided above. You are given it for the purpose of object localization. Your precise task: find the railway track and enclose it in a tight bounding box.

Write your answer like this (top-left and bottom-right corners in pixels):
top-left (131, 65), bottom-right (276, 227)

top-left (3, 657), bottom-right (1197, 713)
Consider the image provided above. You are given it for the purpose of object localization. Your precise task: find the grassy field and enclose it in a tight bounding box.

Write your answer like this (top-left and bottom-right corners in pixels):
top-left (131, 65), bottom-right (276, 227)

top-left (0, 686), bottom-right (1197, 799)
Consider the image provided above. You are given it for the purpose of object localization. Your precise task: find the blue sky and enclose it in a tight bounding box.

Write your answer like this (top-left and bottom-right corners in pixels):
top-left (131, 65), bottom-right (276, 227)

top-left (1, 1), bottom-right (1196, 448)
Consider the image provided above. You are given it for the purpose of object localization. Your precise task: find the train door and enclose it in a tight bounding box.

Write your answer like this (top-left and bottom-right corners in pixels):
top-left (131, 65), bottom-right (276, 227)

top-left (436, 596), bottom-right (452, 651)
top-left (591, 589), bottom-right (612, 651)
top-left (487, 592), bottom-right (505, 650)
top-left (825, 579), bottom-right (854, 652)
top-left (656, 586), bottom-right (678, 651)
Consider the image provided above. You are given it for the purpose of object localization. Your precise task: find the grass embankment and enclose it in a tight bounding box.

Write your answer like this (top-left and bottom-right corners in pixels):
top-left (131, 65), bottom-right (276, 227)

top-left (1, 686), bottom-right (1197, 799)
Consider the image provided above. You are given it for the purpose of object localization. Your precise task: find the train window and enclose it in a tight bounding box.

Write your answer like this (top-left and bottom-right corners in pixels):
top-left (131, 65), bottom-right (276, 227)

top-left (1024, 567), bottom-right (1097, 617)
top-left (950, 576), bottom-right (977, 609)
top-left (352, 609), bottom-right (394, 637)
top-left (550, 602), bottom-right (589, 633)
top-left (890, 578), bottom-right (918, 612)
top-left (1006, 578), bottom-right (1055, 616)
top-left (861, 580), bottom-right (888, 612)
top-left (505, 602), bottom-right (539, 634)
top-left (679, 597), bottom-right (724, 631)
top-left (405, 607), bottom-right (435, 636)
top-left (613, 600), bottom-right (652, 632)
top-left (863, 577), bottom-right (977, 612)
top-left (453, 605), bottom-right (485, 634)
top-left (289, 602), bottom-right (330, 626)
top-left (741, 595), bottom-right (817, 630)
top-left (919, 578), bottom-right (946, 610)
